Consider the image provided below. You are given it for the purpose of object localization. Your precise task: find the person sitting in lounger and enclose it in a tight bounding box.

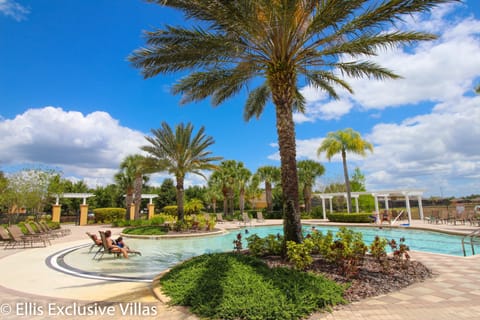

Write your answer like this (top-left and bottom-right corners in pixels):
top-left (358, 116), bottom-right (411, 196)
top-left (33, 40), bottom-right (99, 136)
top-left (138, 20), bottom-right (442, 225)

top-left (91, 234), bottom-right (102, 246)
top-left (105, 230), bottom-right (128, 259)
top-left (116, 236), bottom-right (142, 256)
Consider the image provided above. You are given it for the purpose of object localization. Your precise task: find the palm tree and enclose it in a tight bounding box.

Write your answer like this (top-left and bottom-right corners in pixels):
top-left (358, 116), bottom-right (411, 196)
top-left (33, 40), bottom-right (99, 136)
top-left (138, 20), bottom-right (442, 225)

top-left (114, 170), bottom-right (134, 219)
top-left (142, 122), bottom-right (221, 221)
top-left (130, 0), bottom-right (453, 243)
top-left (317, 128), bottom-right (373, 213)
top-left (205, 178), bottom-right (223, 214)
top-left (236, 164), bottom-right (252, 215)
top-left (118, 154), bottom-right (158, 220)
top-left (255, 166), bottom-right (281, 215)
top-left (209, 160), bottom-right (241, 217)
top-left (475, 85), bottom-right (480, 94)
top-left (297, 160), bottom-right (325, 214)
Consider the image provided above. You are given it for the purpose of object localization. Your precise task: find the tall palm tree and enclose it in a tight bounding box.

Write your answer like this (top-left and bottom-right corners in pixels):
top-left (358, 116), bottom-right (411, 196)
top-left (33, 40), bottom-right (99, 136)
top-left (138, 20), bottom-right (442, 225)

top-left (317, 128), bottom-right (373, 213)
top-left (255, 166), bottom-right (281, 214)
top-left (142, 122), bottom-right (221, 221)
top-left (297, 160), bottom-right (325, 214)
top-left (130, 0), bottom-right (453, 243)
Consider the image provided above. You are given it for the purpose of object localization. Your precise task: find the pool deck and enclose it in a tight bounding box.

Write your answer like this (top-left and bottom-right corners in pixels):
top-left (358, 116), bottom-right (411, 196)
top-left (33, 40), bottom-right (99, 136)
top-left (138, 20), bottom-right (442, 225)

top-left (0, 220), bottom-right (479, 319)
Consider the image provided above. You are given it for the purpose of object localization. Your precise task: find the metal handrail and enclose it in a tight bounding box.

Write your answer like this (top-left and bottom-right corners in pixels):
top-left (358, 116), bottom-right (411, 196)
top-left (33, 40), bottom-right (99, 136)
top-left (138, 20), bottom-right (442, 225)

top-left (461, 229), bottom-right (480, 256)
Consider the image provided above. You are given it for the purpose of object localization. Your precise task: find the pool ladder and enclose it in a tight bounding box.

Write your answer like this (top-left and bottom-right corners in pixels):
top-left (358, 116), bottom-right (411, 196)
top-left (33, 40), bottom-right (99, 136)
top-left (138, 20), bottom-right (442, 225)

top-left (461, 229), bottom-right (480, 256)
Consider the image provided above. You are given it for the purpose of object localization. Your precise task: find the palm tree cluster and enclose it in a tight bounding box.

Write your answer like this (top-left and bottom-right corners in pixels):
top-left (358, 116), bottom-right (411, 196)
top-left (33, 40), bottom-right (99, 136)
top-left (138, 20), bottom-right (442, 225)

top-left (130, 0), bottom-right (455, 243)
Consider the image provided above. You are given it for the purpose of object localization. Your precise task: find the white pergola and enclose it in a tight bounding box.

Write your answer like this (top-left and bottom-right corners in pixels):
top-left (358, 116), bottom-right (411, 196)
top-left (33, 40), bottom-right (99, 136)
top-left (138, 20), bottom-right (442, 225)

top-left (55, 193), bottom-right (95, 205)
top-left (313, 189), bottom-right (425, 225)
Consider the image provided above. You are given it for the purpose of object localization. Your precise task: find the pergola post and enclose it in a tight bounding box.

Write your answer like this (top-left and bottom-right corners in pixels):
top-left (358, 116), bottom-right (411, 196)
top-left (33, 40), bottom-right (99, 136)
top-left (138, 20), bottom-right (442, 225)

top-left (405, 195), bottom-right (412, 224)
top-left (418, 196), bottom-right (424, 220)
top-left (329, 197), bottom-right (333, 213)
top-left (354, 195), bottom-right (359, 213)
top-left (129, 203), bottom-right (135, 221)
top-left (52, 204), bottom-right (61, 223)
top-left (321, 197), bottom-right (327, 220)
top-left (79, 204), bottom-right (89, 226)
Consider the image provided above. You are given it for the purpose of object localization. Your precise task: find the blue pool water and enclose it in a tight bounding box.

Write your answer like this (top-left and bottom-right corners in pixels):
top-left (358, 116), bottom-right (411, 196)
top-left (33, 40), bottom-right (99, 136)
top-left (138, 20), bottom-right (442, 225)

top-left (62, 225), bottom-right (478, 280)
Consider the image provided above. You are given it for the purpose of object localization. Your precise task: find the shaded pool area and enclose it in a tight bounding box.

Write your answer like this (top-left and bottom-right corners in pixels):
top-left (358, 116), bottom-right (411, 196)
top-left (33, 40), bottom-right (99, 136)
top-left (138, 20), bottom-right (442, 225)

top-left (47, 225), bottom-right (479, 282)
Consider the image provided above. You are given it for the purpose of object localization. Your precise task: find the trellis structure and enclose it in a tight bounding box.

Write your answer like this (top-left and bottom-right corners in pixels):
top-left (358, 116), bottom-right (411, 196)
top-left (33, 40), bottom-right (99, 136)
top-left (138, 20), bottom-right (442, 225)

top-left (313, 190), bottom-right (424, 225)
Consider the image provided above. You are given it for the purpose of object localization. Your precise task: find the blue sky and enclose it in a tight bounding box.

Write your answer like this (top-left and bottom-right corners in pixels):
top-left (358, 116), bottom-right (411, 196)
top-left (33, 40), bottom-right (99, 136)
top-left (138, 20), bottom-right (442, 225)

top-left (1, 0), bottom-right (479, 197)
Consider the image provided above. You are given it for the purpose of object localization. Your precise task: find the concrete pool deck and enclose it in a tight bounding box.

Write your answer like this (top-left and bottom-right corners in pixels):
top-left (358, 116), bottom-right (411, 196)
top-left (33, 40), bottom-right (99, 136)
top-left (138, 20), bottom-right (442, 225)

top-left (0, 220), bottom-right (479, 319)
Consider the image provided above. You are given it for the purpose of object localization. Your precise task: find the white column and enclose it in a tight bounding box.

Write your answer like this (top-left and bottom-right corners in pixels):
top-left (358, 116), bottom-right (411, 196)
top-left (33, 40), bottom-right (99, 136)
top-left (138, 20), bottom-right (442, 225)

top-left (329, 197), bottom-right (333, 213)
top-left (385, 196), bottom-right (390, 211)
top-left (355, 196), bottom-right (359, 213)
top-left (344, 194), bottom-right (350, 213)
top-left (405, 195), bottom-right (412, 224)
top-left (417, 196), bottom-right (424, 221)
top-left (374, 194), bottom-right (379, 214)
top-left (321, 197), bottom-right (326, 220)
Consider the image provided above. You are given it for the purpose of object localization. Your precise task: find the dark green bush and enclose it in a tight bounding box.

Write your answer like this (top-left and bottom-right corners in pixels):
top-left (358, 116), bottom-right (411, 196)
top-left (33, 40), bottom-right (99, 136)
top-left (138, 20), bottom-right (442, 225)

top-left (162, 205), bottom-right (178, 216)
top-left (160, 253), bottom-right (345, 320)
top-left (93, 208), bottom-right (126, 223)
top-left (246, 234), bottom-right (283, 257)
top-left (123, 226), bottom-right (168, 235)
top-left (326, 212), bottom-right (373, 223)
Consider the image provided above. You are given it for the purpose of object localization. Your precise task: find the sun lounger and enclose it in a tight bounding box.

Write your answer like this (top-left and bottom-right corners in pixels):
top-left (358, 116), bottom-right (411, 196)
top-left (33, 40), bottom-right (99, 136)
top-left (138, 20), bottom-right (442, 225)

top-left (86, 232), bottom-right (103, 254)
top-left (24, 223), bottom-right (51, 245)
top-left (6, 225), bottom-right (49, 248)
top-left (0, 226), bottom-right (13, 248)
top-left (216, 213), bottom-right (225, 223)
top-left (256, 212), bottom-right (265, 223)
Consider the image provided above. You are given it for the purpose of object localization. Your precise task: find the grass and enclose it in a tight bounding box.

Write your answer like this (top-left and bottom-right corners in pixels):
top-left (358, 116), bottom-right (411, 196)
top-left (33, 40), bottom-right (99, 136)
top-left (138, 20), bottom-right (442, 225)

top-left (122, 226), bottom-right (168, 235)
top-left (160, 253), bottom-right (345, 320)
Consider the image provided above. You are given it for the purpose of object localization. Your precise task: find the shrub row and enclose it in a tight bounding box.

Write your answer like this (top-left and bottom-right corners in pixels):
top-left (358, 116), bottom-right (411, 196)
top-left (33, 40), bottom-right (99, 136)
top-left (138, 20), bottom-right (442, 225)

top-left (326, 212), bottom-right (373, 223)
top-left (93, 208), bottom-right (126, 223)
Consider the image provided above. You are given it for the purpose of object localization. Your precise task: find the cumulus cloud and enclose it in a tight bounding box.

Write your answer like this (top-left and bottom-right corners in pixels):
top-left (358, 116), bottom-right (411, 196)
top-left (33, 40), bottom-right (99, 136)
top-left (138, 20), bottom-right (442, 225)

top-left (0, 106), bottom-right (146, 186)
top-left (0, 0), bottom-right (29, 21)
top-left (296, 3), bottom-right (480, 119)
top-left (363, 96), bottom-right (480, 196)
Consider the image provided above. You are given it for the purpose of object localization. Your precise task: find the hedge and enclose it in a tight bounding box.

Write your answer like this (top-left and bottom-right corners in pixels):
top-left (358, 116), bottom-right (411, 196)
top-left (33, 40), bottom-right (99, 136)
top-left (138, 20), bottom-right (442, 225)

top-left (93, 208), bottom-right (126, 223)
top-left (326, 212), bottom-right (373, 223)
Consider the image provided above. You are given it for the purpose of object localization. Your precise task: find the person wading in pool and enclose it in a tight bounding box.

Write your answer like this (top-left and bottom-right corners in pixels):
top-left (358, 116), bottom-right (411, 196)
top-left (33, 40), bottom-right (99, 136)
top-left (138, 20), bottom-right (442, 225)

top-left (105, 230), bottom-right (128, 259)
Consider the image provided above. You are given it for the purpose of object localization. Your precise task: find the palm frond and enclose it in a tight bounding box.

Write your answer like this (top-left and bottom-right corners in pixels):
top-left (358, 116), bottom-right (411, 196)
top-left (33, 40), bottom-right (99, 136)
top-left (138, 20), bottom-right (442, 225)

top-left (244, 83), bottom-right (270, 121)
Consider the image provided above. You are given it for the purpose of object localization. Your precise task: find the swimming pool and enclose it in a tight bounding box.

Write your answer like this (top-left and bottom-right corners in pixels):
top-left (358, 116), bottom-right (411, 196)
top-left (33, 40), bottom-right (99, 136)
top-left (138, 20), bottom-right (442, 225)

top-left (53, 225), bottom-right (479, 281)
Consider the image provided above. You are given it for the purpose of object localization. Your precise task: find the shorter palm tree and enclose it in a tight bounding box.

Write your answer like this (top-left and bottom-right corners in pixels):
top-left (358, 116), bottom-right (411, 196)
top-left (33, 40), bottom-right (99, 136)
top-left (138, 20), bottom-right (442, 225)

top-left (142, 122), bottom-right (222, 221)
top-left (254, 166), bottom-right (281, 214)
top-left (297, 160), bottom-right (325, 214)
top-left (317, 129), bottom-right (373, 213)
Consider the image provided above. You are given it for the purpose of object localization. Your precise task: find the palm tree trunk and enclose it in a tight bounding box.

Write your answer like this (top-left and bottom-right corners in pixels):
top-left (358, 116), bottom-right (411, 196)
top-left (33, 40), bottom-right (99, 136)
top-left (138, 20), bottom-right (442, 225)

top-left (272, 79), bottom-right (302, 244)
top-left (133, 174), bottom-right (143, 220)
top-left (222, 187), bottom-right (228, 216)
top-left (212, 198), bottom-right (217, 214)
top-left (239, 188), bottom-right (245, 215)
top-left (342, 149), bottom-right (352, 213)
top-left (228, 188), bottom-right (234, 216)
top-left (304, 185), bottom-right (312, 214)
top-left (176, 177), bottom-right (185, 221)
top-left (265, 182), bottom-right (273, 213)
top-left (125, 188), bottom-right (133, 220)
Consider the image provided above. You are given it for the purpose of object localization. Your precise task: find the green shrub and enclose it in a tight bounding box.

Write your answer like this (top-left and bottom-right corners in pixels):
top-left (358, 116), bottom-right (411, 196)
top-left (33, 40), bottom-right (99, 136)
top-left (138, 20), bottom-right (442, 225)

top-left (160, 253), bottom-right (345, 320)
top-left (246, 234), bottom-right (283, 257)
top-left (123, 226), bottom-right (168, 235)
top-left (311, 206), bottom-right (324, 218)
top-left (93, 208), bottom-right (126, 223)
top-left (162, 205), bottom-right (178, 216)
top-left (149, 215), bottom-right (166, 225)
top-left (184, 199), bottom-right (204, 215)
top-left (327, 227), bottom-right (368, 278)
top-left (286, 239), bottom-right (315, 270)
top-left (326, 212), bottom-right (373, 223)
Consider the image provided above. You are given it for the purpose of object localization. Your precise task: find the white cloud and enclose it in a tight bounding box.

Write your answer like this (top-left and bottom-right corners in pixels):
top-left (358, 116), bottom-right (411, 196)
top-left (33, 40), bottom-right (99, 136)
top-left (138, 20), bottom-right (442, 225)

top-left (298, 3), bottom-right (480, 115)
top-left (0, 106), bottom-right (146, 187)
top-left (0, 0), bottom-right (29, 21)
top-left (364, 96), bottom-right (480, 196)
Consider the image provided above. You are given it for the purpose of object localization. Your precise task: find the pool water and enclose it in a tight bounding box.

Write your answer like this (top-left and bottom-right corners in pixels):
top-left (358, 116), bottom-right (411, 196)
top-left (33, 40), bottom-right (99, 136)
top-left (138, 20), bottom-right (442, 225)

top-left (61, 225), bottom-right (479, 280)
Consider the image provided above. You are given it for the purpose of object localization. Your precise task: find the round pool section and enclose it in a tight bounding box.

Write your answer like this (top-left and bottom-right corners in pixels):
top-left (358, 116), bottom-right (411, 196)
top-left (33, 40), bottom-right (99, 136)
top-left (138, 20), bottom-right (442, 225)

top-left (48, 225), bottom-right (479, 282)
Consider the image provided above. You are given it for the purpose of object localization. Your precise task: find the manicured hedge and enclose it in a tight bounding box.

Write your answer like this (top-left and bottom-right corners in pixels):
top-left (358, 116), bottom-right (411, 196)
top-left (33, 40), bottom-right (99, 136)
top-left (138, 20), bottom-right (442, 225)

top-left (93, 208), bottom-right (126, 223)
top-left (326, 212), bottom-right (373, 223)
